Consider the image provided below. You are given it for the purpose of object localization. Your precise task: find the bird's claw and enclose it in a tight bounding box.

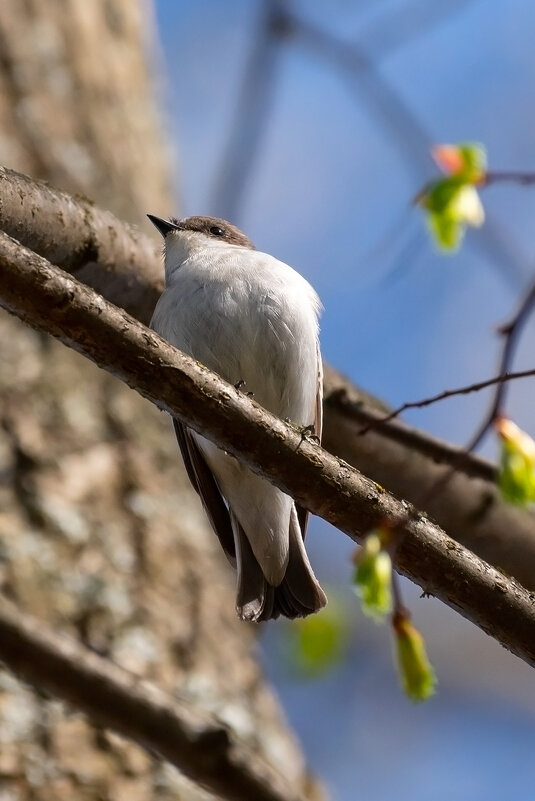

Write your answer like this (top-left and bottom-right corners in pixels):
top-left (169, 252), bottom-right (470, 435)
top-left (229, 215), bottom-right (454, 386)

top-left (234, 379), bottom-right (254, 398)
top-left (298, 423), bottom-right (320, 444)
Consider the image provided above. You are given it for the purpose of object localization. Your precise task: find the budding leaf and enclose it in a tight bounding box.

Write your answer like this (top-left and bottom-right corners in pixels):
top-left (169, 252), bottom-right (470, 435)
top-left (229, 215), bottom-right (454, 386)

top-left (420, 142), bottom-right (486, 252)
top-left (394, 615), bottom-right (436, 702)
top-left (353, 532), bottom-right (392, 621)
top-left (496, 417), bottom-right (535, 506)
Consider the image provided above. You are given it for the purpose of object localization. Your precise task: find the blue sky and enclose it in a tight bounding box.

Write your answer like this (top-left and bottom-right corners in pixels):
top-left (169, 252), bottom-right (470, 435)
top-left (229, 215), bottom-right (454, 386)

top-left (153, 2), bottom-right (535, 798)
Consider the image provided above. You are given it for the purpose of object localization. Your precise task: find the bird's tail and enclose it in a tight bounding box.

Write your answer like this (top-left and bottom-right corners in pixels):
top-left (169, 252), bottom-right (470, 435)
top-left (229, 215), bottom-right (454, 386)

top-left (233, 507), bottom-right (327, 623)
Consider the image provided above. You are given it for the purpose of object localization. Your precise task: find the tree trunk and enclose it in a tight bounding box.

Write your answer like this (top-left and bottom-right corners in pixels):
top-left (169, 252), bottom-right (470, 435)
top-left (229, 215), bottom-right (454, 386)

top-left (0, 2), bottom-right (322, 799)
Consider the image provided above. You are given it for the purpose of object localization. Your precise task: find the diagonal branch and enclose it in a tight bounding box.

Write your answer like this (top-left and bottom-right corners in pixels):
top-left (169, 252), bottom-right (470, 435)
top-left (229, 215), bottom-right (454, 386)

top-left (0, 164), bottom-right (162, 323)
top-left (2, 164), bottom-right (535, 589)
top-left (1, 231), bottom-right (535, 670)
top-left (0, 593), bottom-right (306, 801)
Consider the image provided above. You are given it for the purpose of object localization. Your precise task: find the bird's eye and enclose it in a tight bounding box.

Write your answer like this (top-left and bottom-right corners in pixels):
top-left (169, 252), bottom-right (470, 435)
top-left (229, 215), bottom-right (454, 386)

top-left (210, 226), bottom-right (225, 236)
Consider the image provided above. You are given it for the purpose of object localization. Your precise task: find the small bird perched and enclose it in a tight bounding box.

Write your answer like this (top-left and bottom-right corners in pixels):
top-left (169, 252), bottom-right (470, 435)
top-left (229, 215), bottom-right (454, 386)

top-left (148, 214), bottom-right (327, 622)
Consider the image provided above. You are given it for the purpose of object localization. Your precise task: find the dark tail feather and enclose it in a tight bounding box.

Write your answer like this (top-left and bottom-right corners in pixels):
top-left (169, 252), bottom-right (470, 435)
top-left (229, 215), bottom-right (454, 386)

top-left (272, 506), bottom-right (327, 620)
top-left (233, 508), bottom-right (326, 623)
top-left (233, 514), bottom-right (277, 622)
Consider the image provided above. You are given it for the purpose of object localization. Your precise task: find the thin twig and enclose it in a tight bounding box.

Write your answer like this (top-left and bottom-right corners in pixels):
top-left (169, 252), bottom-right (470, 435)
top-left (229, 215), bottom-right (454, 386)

top-left (483, 171), bottom-right (535, 187)
top-left (2, 233), bottom-right (535, 669)
top-left (463, 279), bottom-right (535, 454)
top-left (360, 277), bottom-right (535, 503)
top-left (407, 278), bottom-right (535, 507)
top-left (323, 366), bottom-right (535, 591)
top-left (359, 367), bottom-right (535, 432)
top-left (327, 387), bottom-right (497, 483)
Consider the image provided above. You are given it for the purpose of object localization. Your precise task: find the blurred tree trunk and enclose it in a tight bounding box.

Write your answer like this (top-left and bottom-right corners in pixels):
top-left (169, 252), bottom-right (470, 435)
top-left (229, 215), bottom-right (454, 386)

top-left (0, 2), bottom-right (321, 799)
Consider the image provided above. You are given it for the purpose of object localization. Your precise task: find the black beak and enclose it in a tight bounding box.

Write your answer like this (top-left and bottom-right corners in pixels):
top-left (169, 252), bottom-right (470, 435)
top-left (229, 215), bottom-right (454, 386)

top-left (147, 214), bottom-right (181, 237)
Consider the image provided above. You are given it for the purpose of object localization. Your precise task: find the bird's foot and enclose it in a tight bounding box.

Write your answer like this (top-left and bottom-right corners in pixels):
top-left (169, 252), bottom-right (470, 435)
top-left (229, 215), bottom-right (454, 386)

top-left (234, 379), bottom-right (254, 398)
top-left (298, 423), bottom-right (320, 444)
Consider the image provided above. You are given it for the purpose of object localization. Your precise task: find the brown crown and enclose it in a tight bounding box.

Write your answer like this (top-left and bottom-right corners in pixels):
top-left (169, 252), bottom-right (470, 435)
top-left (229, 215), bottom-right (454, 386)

top-left (171, 216), bottom-right (255, 249)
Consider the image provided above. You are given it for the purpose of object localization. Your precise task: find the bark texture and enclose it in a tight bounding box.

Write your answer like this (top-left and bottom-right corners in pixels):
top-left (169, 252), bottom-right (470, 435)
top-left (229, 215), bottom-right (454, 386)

top-left (0, 3), bottom-right (320, 801)
top-left (0, 596), bottom-right (309, 801)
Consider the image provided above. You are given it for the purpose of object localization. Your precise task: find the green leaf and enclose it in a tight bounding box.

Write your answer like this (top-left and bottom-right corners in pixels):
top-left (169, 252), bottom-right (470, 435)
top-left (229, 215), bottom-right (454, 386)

top-left (394, 615), bottom-right (437, 703)
top-left (353, 532), bottom-right (392, 621)
top-left (289, 603), bottom-right (347, 678)
top-left (427, 209), bottom-right (463, 251)
top-left (456, 142), bottom-right (487, 181)
top-left (496, 418), bottom-right (535, 506)
top-left (424, 175), bottom-right (465, 213)
top-left (420, 142), bottom-right (486, 252)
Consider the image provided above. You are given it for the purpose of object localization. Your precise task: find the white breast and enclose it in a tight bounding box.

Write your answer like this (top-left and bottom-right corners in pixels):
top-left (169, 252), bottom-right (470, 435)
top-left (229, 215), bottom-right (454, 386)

top-left (151, 243), bottom-right (321, 426)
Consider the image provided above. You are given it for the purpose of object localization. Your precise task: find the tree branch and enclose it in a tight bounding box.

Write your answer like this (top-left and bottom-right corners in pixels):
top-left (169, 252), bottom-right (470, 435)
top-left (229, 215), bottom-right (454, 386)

top-left (0, 164), bottom-right (162, 324)
top-left (1, 232), bottom-right (535, 671)
top-left (323, 366), bottom-right (535, 592)
top-left (0, 594), bottom-right (306, 801)
top-left (329, 382), bottom-right (497, 483)
top-left (2, 164), bottom-right (535, 589)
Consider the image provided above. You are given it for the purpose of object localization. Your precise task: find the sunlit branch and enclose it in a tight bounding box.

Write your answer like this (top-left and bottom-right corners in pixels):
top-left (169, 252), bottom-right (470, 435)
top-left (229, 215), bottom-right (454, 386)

top-left (2, 231), bottom-right (535, 671)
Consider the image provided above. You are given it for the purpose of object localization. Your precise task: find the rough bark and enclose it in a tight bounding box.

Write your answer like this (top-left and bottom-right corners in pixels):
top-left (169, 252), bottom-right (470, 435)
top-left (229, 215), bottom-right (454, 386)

top-left (0, 4), bottom-right (320, 801)
top-left (0, 596), bottom-right (308, 801)
top-left (0, 164), bottom-right (162, 324)
top-left (0, 0), bottom-right (171, 225)
top-left (2, 233), bottom-right (535, 672)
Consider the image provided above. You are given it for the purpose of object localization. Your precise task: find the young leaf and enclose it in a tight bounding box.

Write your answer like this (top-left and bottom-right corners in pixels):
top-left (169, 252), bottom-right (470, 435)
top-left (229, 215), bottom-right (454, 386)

top-left (353, 531), bottom-right (392, 621)
top-left (289, 602), bottom-right (347, 678)
top-left (393, 613), bottom-right (436, 703)
top-left (496, 417), bottom-right (535, 505)
top-left (420, 142), bottom-right (486, 252)
top-left (427, 205), bottom-right (463, 250)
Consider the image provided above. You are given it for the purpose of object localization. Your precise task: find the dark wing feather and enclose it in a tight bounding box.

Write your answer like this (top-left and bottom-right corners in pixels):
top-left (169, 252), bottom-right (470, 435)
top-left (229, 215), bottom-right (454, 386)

top-left (295, 345), bottom-right (323, 539)
top-left (172, 419), bottom-right (236, 565)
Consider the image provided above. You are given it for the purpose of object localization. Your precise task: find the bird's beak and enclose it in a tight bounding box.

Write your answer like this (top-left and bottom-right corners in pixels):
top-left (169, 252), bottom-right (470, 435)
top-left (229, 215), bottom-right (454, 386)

top-left (147, 214), bottom-right (182, 237)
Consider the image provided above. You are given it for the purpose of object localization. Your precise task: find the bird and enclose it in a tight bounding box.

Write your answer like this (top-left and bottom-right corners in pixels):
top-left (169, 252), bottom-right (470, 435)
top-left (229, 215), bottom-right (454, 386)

top-left (148, 214), bottom-right (327, 622)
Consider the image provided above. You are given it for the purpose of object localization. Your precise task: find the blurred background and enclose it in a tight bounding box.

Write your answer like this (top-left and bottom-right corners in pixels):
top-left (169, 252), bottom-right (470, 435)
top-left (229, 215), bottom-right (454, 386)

top-left (154, 1), bottom-right (535, 799)
top-left (1, 1), bottom-right (535, 800)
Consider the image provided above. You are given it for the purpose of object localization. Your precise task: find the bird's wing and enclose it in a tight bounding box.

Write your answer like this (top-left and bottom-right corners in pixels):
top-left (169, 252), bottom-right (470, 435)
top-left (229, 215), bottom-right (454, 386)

top-left (172, 419), bottom-right (236, 566)
top-left (295, 343), bottom-right (323, 539)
